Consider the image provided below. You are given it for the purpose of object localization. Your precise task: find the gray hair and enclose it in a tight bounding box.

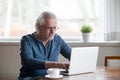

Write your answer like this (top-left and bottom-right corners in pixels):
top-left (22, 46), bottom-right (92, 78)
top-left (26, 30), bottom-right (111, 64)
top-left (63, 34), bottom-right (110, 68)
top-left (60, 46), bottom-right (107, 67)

top-left (35, 11), bottom-right (57, 31)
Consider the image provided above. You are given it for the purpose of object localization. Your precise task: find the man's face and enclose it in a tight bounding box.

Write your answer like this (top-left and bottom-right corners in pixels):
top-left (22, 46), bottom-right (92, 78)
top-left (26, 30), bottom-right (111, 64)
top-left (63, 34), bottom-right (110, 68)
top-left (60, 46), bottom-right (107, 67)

top-left (39, 18), bottom-right (57, 40)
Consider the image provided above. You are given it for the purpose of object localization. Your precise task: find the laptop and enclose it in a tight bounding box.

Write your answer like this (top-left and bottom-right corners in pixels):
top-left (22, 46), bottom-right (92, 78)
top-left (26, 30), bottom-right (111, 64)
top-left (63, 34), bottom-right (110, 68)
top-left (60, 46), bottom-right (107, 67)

top-left (61, 47), bottom-right (99, 75)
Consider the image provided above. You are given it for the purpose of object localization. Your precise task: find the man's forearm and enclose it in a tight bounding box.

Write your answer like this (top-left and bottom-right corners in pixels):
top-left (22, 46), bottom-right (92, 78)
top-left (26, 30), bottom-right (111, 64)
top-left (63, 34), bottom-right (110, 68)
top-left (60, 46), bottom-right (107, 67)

top-left (45, 61), bottom-right (69, 69)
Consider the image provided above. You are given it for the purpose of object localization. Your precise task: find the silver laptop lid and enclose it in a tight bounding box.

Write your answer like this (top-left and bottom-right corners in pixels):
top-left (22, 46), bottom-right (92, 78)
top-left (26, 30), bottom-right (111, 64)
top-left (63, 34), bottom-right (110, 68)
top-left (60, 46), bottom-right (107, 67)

top-left (69, 47), bottom-right (99, 75)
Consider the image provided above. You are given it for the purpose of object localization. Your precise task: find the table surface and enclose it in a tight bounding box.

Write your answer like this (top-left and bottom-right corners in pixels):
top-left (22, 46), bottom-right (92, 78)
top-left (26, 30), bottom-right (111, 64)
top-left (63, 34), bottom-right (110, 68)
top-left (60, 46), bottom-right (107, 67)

top-left (38, 66), bottom-right (120, 80)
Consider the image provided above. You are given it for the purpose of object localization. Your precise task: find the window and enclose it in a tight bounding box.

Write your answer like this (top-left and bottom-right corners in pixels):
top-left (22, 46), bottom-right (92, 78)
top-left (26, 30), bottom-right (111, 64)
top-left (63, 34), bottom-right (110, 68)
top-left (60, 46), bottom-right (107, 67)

top-left (0, 0), bottom-right (104, 41)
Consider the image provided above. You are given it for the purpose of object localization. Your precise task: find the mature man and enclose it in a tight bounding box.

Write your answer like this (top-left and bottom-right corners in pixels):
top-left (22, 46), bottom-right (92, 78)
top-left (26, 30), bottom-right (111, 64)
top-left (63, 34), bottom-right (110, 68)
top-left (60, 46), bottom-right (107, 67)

top-left (18, 11), bottom-right (71, 80)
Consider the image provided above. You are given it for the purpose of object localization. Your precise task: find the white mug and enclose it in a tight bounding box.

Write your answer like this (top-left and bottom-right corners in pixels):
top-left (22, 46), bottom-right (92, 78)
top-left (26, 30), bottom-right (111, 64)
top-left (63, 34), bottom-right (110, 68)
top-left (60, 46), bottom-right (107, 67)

top-left (47, 68), bottom-right (60, 78)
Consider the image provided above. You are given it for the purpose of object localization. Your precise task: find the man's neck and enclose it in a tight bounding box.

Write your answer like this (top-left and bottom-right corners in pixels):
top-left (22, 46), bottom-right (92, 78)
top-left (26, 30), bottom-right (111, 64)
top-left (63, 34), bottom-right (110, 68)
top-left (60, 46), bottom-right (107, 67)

top-left (35, 33), bottom-right (50, 46)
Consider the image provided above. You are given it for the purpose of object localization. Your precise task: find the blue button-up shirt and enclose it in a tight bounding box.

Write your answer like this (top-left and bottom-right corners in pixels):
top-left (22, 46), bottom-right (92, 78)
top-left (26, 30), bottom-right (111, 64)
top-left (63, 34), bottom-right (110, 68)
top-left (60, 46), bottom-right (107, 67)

top-left (19, 33), bottom-right (71, 77)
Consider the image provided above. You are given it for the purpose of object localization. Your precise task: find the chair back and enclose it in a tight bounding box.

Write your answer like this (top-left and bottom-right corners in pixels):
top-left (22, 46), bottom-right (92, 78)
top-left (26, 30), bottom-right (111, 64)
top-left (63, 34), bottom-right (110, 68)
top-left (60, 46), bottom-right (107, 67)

top-left (104, 56), bottom-right (120, 66)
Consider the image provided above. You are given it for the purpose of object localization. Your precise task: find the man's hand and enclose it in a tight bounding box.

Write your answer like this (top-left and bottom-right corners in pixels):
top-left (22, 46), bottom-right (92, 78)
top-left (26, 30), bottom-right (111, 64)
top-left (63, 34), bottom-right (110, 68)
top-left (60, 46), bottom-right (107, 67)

top-left (55, 62), bottom-right (69, 69)
top-left (45, 61), bottom-right (69, 69)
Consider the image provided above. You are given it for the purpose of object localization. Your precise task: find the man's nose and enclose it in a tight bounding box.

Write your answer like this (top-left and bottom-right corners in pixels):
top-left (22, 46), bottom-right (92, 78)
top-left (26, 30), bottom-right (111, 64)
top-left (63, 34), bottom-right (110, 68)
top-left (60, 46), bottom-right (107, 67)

top-left (50, 28), bottom-right (55, 33)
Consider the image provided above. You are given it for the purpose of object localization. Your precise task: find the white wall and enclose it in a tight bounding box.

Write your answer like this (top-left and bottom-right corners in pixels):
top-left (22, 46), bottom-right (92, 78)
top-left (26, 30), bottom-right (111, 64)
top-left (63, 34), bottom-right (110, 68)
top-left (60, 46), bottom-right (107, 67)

top-left (0, 42), bottom-right (120, 77)
top-left (0, 43), bottom-right (21, 76)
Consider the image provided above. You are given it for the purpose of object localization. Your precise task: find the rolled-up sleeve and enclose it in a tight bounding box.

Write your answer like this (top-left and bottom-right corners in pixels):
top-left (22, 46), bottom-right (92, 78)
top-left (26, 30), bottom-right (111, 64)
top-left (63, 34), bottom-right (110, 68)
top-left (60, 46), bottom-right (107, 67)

top-left (20, 36), bottom-right (45, 70)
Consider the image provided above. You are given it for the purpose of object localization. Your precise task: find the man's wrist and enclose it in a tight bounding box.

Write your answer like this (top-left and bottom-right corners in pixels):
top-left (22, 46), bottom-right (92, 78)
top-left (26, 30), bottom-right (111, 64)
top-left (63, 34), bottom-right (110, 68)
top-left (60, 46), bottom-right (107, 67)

top-left (45, 61), bottom-right (56, 69)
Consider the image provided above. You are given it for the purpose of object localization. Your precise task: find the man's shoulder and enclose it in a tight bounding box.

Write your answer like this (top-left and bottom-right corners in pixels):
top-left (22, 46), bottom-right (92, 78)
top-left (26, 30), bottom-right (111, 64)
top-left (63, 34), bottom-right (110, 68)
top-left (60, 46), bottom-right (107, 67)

top-left (54, 34), bottom-right (63, 40)
top-left (21, 33), bottom-right (34, 40)
top-left (53, 34), bottom-right (65, 44)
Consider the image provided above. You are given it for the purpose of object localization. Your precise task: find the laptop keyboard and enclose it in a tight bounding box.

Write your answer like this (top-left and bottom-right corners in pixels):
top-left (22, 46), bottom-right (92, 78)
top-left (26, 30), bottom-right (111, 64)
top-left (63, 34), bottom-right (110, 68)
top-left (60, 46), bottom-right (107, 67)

top-left (60, 70), bottom-right (69, 74)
